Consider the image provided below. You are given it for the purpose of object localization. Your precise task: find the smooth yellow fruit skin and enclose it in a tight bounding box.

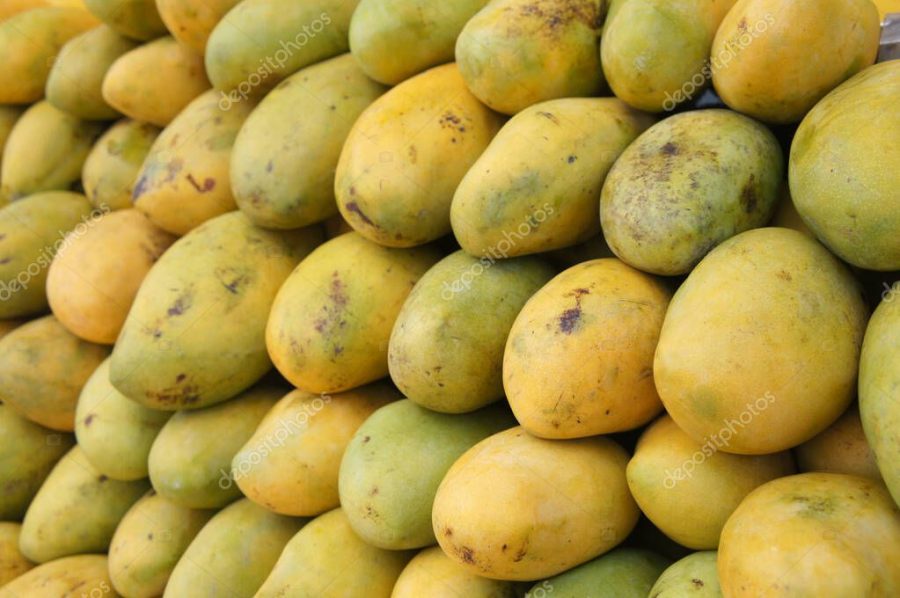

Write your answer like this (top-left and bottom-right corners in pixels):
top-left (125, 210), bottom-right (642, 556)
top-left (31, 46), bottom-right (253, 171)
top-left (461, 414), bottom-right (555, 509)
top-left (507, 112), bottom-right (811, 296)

top-left (0, 315), bottom-right (109, 431)
top-left (0, 555), bottom-right (119, 598)
top-left (47, 209), bottom-right (176, 344)
top-left (234, 383), bottom-right (400, 517)
top-left (155, 0), bottom-right (241, 54)
top-left (654, 228), bottom-right (868, 455)
top-left (505, 259), bottom-right (670, 439)
top-left (109, 212), bottom-right (322, 410)
top-left (231, 53), bottom-right (386, 230)
top-left (102, 36), bottom-right (210, 127)
top-left (796, 405), bottom-right (882, 481)
top-left (256, 508), bottom-right (412, 598)
top-left (718, 473), bottom-right (900, 597)
top-left (528, 548), bottom-right (671, 598)
top-left (711, 0), bottom-right (880, 124)
top-left (626, 415), bottom-right (795, 549)
top-left (433, 427), bottom-right (639, 581)
top-left (0, 0), bottom-right (86, 21)
top-left (83, 0), bottom-right (166, 40)
top-left (82, 119), bottom-right (160, 210)
top-left (108, 492), bottom-right (214, 598)
top-left (393, 545), bottom-right (518, 598)
top-left (266, 232), bottom-right (441, 393)
top-left (0, 106), bottom-right (23, 175)
top-left (335, 63), bottom-right (503, 247)
top-left (875, 0), bottom-right (900, 20)
top-left (649, 551), bottom-right (723, 597)
top-left (0, 523), bottom-right (33, 586)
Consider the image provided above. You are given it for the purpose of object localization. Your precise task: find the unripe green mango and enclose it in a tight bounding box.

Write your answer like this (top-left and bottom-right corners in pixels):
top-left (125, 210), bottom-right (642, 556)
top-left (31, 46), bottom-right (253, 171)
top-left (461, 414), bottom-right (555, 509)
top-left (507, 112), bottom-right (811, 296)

top-left (83, 0), bottom-right (167, 41)
top-left (527, 548), bottom-right (670, 597)
top-left (649, 551), bottom-right (723, 597)
top-left (82, 119), bottom-right (160, 210)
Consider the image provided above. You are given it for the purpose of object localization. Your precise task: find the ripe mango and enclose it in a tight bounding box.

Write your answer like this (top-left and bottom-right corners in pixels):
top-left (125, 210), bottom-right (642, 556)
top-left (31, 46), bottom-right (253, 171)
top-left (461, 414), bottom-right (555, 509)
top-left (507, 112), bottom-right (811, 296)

top-left (796, 405), bottom-right (881, 481)
top-left (0, 523), bottom-right (33, 586)
top-left (0, 555), bottom-right (118, 598)
top-left (0, 0), bottom-right (84, 21)
top-left (83, 0), bottom-right (166, 40)
top-left (528, 548), bottom-right (670, 597)
top-left (155, 0), bottom-right (241, 54)
top-left (82, 119), bottom-right (160, 210)
top-left (649, 551), bottom-right (722, 597)
top-left (0, 106), bottom-right (23, 175)
top-left (393, 546), bottom-right (518, 598)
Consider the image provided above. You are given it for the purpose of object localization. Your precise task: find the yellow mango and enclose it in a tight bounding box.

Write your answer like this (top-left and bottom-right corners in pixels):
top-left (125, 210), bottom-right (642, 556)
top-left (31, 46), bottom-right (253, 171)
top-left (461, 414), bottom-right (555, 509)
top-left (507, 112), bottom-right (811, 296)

top-left (393, 546), bottom-right (518, 598)
top-left (795, 405), bottom-right (881, 481)
top-left (0, 106), bottom-right (23, 174)
top-left (82, 119), bottom-right (160, 210)
top-left (0, 0), bottom-right (82, 21)
top-left (528, 548), bottom-right (671, 597)
top-left (0, 523), bottom-right (33, 586)
top-left (155, 0), bottom-right (241, 54)
top-left (0, 555), bottom-right (118, 598)
top-left (875, 0), bottom-right (900, 20)
top-left (649, 551), bottom-right (722, 597)
top-left (83, 0), bottom-right (166, 41)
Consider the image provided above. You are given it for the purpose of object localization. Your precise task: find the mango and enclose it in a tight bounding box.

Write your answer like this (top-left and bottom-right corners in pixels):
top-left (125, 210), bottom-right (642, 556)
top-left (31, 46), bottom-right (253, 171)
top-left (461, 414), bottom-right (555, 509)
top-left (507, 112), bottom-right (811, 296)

top-left (164, 498), bottom-right (305, 598)
top-left (796, 405), bottom-right (881, 481)
top-left (504, 259), bottom-right (670, 439)
top-left (718, 473), bottom-right (900, 596)
top-left (148, 385), bottom-right (281, 509)
top-left (769, 184), bottom-right (813, 238)
top-left (0, 106), bottom-right (23, 174)
top-left (231, 53), bottom-right (386, 230)
top-left (82, 119), bottom-right (160, 210)
top-left (47, 209), bottom-right (176, 344)
top-left (266, 232), bottom-right (441, 393)
top-left (0, 315), bottom-right (109, 431)
top-left (649, 551), bottom-right (723, 597)
top-left (393, 545), bottom-right (518, 598)
top-left (109, 211), bottom-right (322, 410)
top-left (654, 228), bottom-right (868, 454)
top-left (0, 523), bottom-right (33, 586)
top-left (255, 508), bottom-right (412, 598)
top-left (711, 0), bottom-right (880, 124)
top-left (234, 383), bottom-right (399, 517)
top-left (83, 0), bottom-right (166, 40)
top-left (390, 251), bottom-right (555, 413)
top-left (789, 61), bottom-right (900, 270)
top-left (102, 36), bottom-right (210, 127)
top-left (19, 445), bottom-right (149, 563)
top-left (108, 491), bottom-right (214, 598)
top-left (433, 427), bottom-right (639, 580)
top-left (335, 63), bottom-right (503, 247)
top-left (0, 555), bottom-right (118, 598)
top-left (528, 548), bottom-right (670, 597)
top-left (875, 0), bottom-right (900, 20)
top-left (155, 0), bottom-right (241, 54)
top-left (0, 0), bottom-right (85, 21)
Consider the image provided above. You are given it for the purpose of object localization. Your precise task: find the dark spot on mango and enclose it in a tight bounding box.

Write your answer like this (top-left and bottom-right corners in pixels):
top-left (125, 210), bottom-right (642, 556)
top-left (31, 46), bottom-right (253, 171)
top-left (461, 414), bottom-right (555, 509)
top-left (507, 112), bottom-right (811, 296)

top-left (661, 142), bottom-right (679, 156)
top-left (740, 175), bottom-right (757, 213)
top-left (501, 543), bottom-right (508, 551)
top-left (558, 307), bottom-right (581, 334)
top-left (514, 546), bottom-right (527, 562)
top-left (84, 414), bottom-right (94, 426)
top-left (186, 174), bottom-right (216, 193)
top-left (0, 257), bottom-right (10, 265)
top-left (537, 111), bottom-right (560, 125)
top-left (692, 579), bottom-right (705, 588)
top-left (176, 373), bottom-right (186, 383)
top-left (362, 435), bottom-right (371, 443)
top-left (132, 175), bottom-right (150, 201)
top-left (345, 201), bottom-right (375, 227)
top-left (167, 294), bottom-right (191, 316)
top-left (98, 475), bottom-right (108, 482)
top-left (266, 160), bottom-right (273, 173)
top-left (370, 486), bottom-right (379, 496)
top-left (777, 270), bottom-right (792, 282)
top-left (458, 545), bottom-right (476, 564)
top-left (147, 533), bottom-right (154, 540)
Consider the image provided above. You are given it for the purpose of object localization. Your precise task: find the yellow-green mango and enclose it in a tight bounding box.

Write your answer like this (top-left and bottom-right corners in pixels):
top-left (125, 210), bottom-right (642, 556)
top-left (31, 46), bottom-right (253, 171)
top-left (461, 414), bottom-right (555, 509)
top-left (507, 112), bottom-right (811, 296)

top-left (266, 232), bottom-right (441, 393)
top-left (796, 405), bottom-right (881, 481)
top-left (0, 555), bottom-right (118, 598)
top-left (82, 119), bottom-right (160, 210)
top-left (452, 97), bottom-right (652, 258)
top-left (627, 415), bottom-right (795, 549)
top-left (455, 0), bottom-right (606, 115)
top-left (164, 499), bottom-right (305, 598)
top-left (231, 53), bottom-right (386, 230)
top-left (0, 6), bottom-right (98, 104)
top-left (600, 109), bottom-right (783, 275)
top-left (75, 359), bottom-right (172, 481)
top-left (393, 546), bottom-right (518, 598)
top-left (335, 63), bottom-right (503, 247)
top-left (0, 402), bottom-right (74, 520)
top-left (109, 212), bottom-right (322, 410)
top-left (338, 400), bottom-right (515, 549)
top-left (0, 0), bottom-right (86, 21)
top-left (0, 523), bottom-right (33, 586)
top-left (155, 0), bottom-right (241, 54)
top-left (0, 315), bottom-right (109, 431)
top-left (504, 259), bottom-right (670, 439)
top-left (711, 0), bottom-right (879, 124)
top-left (255, 508), bottom-right (412, 598)
top-left (0, 101), bottom-right (104, 201)
top-left (19, 446), bottom-right (149, 563)
top-left (433, 427), bottom-right (639, 580)
top-left (108, 491), bottom-right (215, 598)
top-left (654, 228), bottom-right (868, 454)
top-left (349, 0), bottom-right (489, 85)
top-left (389, 250), bottom-right (555, 413)
top-left (234, 383), bottom-right (400, 516)
top-left (649, 551), bottom-right (722, 597)
top-left (719, 473), bottom-right (900, 596)
top-left (0, 106), bottom-right (23, 174)
top-left (205, 0), bottom-right (358, 95)
top-left (527, 548), bottom-right (670, 597)
top-left (789, 61), bottom-right (900, 270)
top-left (0, 191), bottom-right (94, 318)
top-left (83, 0), bottom-right (166, 40)
top-left (102, 36), bottom-right (210, 127)
top-left (46, 25), bottom-right (138, 120)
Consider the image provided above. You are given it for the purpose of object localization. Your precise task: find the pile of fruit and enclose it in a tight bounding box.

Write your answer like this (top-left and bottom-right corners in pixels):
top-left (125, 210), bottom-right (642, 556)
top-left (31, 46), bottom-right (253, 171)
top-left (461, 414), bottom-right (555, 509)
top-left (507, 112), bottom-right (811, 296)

top-left (0, 0), bottom-right (898, 596)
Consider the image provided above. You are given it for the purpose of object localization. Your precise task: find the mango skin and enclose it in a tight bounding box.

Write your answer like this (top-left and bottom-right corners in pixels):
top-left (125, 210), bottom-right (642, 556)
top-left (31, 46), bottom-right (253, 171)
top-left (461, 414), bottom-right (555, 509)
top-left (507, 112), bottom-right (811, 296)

top-left (390, 251), bottom-right (555, 413)
top-left (256, 508), bottom-right (412, 598)
top-left (0, 403), bottom-right (74, 520)
top-left (164, 499), bottom-right (306, 598)
top-left (789, 61), bottom-right (900, 271)
top-left (0, 523), bottom-right (33, 586)
top-left (654, 228), bottom-right (868, 455)
top-left (335, 63), bottom-right (503, 247)
top-left (452, 98), bottom-right (653, 257)
top-left (0, 315), bottom-right (109, 431)
top-left (718, 473), bottom-right (900, 597)
top-left (528, 548), bottom-right (670, 598)
top-left (0, 0), bottom-right (87, 21)
top-left (393, 546), bottom-right (518, 598)
top-left (266, 232), bottom-right (441, 394)
top-left (102, 36), bottom-right (210, 127)
top-left (83, 0), bottom-right (166, 40)
top-left (231, 53), bottom-right (386, 230)
top-left (795, 405), bottom-right (881, 481)
top-left (82, 119), bottom-right (160, 210)
top-left (649, 551), bottom-right (723, 597)
top-left (0, 107), bottom-right (23, 174)
top-left (505, 259), bottom-right (670, 439)
top-left (155, 0), bottom-right (241, 54)
top-left (627, 415), bottom-right (795, 549)
top-left (0, 191), bottom-right (95, 318)
top-left (109, 211), bottom-right (322, 410)
top-left (349, 0), bottom-right (489, 85)
top-left (234, 383), bottom-right (400, 517)
top-left (0, 555), bottom-right (119, 598)
top-left (148, 385), bottom-right (281, 509)
top-left (47, 209), bottom-right (176, 344)
top-left (600, 109), bottom-right (783, 275)
top-left (108, 491), bottom-right (214, 598)
top-left (433, 427), bottom-right (640, 581)
top-left (711, 0), bottom-right (879, 124)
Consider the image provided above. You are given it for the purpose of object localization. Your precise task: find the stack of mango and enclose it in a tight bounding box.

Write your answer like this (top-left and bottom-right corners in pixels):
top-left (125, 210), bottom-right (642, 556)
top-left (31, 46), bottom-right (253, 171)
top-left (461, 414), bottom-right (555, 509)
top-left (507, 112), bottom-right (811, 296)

top-left (0, 0), bottom-right (898, 596)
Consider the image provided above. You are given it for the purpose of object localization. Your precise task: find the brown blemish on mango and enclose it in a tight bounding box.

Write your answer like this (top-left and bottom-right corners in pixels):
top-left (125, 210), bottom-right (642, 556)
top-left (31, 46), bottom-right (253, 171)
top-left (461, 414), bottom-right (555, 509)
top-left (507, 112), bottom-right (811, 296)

top-left (185, 174), bottom-right (215, 193)
top-left (345, 201), bottom-right (376, 227)
top-left (558, 307), bottom-right (581, 334)
top-left (740, 175), bottom-right (757, 213)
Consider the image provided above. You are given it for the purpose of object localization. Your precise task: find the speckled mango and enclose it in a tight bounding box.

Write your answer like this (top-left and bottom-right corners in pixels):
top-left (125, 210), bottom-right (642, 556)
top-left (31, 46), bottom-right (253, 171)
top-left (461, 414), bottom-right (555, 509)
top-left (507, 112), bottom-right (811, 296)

top-left (528, 548), bottom-right (670, 598)
top-left (0, 523), bottom-right (33, 586)
top-left (649, 551), bottom-right (723, 597)
top-left (82, 119), bottom-right (160, 210)
top-left (231, 53), bottom-right (386, 230)
top-left (0, 555), bottom-right (118, 598)
top-left (266, 232), bottom-right (441, 393)
top-left (451, 98), bottom-right (653, 258)
top-left (109, 211), bottom-right (322, 410)
top-left (796, 405), bottom-right (881, 481)
top-left (155, 0), bottom-right (242, 54)
top-left (83, 0), bottom-right (166, 40)
top-left (335, 63), bottom-right (503, 247)
top-left (392, 546), bottom-right (519, 598)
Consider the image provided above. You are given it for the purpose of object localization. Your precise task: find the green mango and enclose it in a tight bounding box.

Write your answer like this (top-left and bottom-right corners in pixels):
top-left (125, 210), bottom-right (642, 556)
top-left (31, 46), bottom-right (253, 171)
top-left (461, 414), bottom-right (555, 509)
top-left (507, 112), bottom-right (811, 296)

top-left (83, 0), bottom-right (167, 41)
top-left (527, 548), bottom-right (670, 597)
top-left (649, 551), bottom-right (723, 597)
